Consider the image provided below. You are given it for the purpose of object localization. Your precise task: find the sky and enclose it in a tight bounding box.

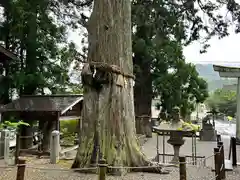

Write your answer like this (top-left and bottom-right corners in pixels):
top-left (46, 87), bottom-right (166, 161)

top-left (2, 3), bottom-right (240, 67)
top-left (69, 29), bottom-right (240, 66)
top-left (68, 2), bottom-right (240, 67)
top-left (183, 32), bottom-right (240, 65)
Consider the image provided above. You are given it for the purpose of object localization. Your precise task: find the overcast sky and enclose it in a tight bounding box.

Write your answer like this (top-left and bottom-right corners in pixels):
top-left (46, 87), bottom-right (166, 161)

top-left (68, 3), bottom-right (240, 66)
top-left (183, 32), bottom-right (240, 65)
top-left (69, 29), bottom-right (240, 66)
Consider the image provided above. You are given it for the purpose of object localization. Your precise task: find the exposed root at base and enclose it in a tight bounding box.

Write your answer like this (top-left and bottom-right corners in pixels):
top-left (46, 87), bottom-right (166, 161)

top-left (72, 161), bottom-right (170, 175)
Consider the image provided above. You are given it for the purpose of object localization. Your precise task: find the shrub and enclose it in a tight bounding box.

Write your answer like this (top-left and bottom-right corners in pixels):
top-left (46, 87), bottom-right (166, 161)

top-left (60, 119), bottom-right (78, 136)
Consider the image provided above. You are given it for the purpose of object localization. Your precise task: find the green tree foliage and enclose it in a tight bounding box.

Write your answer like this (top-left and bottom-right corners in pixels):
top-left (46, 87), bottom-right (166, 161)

top-left (0, 120), bottom-right (29, 130)
top-left (58, 0), bottom-right (237, 118)
top-left (0, 0), bottom-right (85, 102)
top-left (132, 0), bottom-right (218, 115)
top-left (206, 88), bottom-right (237, 117)
top-left (153, 57), bottom-right (209, 117)
top-left (131, 0), bottom-right (240, 118)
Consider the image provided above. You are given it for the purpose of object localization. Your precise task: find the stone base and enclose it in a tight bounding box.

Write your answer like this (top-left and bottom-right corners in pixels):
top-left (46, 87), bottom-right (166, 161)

top-left (199, 129), bottom-right (217, 141)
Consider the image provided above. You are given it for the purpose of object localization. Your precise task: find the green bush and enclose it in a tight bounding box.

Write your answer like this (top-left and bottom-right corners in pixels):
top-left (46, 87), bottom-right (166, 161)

top-left (60, 119), bottom-right (78, 136)
top-left (60, 119), bottom-right (79, 145)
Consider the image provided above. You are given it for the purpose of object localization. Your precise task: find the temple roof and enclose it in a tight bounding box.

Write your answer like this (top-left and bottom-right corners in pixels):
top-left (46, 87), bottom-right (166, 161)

top-left (0, 45), bottom-right (19, 61)
top-left (0, 94), bottom-right (83, 114)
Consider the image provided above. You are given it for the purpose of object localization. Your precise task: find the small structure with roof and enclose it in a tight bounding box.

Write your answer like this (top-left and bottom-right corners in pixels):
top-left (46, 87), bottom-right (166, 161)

top-left (0, 45), bottom-right (19, 62)
top-left (0, 94), bottom-right (83, 152)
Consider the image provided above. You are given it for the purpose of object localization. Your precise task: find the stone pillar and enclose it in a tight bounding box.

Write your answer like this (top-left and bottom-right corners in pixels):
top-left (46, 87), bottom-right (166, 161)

top-left (0, 129), bottom-right (10, 162)
top-left (143, 116), bottom-right (152, 138)
top-left (3, 129), bottom-right (10, 164)
top-left (236, 77), bottom-right (240, 140)
top-left (50, 130), bottom-right (60, 164)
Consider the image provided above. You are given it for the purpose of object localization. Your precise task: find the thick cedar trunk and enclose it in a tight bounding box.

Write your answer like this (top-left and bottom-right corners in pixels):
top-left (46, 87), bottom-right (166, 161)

top-left (24, 0), bottom-right (38, 95)
top-left (134, 56), bottom-right (152, 137)
top-left (73, 0), bottom-right (161, 174)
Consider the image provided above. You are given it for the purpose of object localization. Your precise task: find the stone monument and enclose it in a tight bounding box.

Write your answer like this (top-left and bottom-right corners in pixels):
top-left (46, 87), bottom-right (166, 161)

top-left (199, 113), bottom-right (217, 141)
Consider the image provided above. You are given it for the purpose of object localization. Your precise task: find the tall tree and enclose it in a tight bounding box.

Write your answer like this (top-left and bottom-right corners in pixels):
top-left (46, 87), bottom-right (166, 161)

top-left (72, 0), bottom-right (161, 173)
top-left (132, 0), bottom-right (240, 126)
top-left (0, 0), bottom-right (85, 148)
top-left (0, 0), bottom-right (81, 98)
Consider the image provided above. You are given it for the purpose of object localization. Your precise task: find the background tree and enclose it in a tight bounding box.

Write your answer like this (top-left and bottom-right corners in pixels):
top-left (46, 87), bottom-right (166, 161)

top-left (0, 0), bottom-right (85, 100)
top-left (132, 0), bottom-right (240, 125)
top-left (153, 50), bottom-right (208, 119)
top-left (206, 88), bottom-right (237, 117)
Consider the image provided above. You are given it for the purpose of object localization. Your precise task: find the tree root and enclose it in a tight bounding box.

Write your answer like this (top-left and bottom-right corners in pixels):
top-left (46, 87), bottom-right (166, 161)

top-left (72, 160), bottom-right (171, 175)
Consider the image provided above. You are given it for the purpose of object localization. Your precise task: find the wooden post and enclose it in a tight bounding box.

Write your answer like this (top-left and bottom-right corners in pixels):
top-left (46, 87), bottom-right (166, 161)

top-left (156, 133), bottom-right (159, 162)
top-left (163, 133), bottom-right (165, 163)
top-left (231, 137), bottom-right (237, 166)
top-left (228, 137), bottom-right (232, 160)
top-left (16, 159), bottom-right (26, 180)
top-left (214, 148), bottom-right (221, 180)
top-left (217, 141), bottom-right (226, 179)
top-left (99, 159), bottom-right (107, 180)
top-left (217, 134), bottom-right (221, 143)
top-left (15, 133), bottom-right (20, 165)
top-left (179, 156), bottom-right (186, 180)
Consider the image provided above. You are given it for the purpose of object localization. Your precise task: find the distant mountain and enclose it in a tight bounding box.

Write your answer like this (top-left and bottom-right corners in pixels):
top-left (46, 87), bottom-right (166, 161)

top-left (195, 64), bottom-right (220, 81)
top-left (195, 64), bottom-right (237, 92)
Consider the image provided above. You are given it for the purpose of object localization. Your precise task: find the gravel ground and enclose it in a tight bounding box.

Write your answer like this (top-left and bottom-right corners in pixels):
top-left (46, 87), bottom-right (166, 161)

top-left (0, 133), bottom-right (240, 180)
top-left (0, 162), bottom-right (215, 180)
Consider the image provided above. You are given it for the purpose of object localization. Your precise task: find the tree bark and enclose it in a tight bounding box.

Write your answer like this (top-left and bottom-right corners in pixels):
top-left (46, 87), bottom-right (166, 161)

top-left (72, 0), bottom-right (161, 174)
top-left (24, 0), bottom-right (38, 95)
top-left (133, 55), bottom-right (152, 137)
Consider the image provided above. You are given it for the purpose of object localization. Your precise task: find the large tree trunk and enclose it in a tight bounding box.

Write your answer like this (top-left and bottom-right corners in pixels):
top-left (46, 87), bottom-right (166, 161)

top-left (72, 0), bottom-right (161, 174)
top-left (134, 55), bottom-right (152, 137)
top-left (24, 0), bottom-right (38, 95)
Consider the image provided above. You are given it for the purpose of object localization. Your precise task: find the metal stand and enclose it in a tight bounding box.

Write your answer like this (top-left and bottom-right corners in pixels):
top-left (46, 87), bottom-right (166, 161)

top-left (153, 128), bottom-right (197, 164)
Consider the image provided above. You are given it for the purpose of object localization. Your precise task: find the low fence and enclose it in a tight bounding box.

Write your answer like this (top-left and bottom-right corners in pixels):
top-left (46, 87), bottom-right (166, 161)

top-left (214, 141), bottom-right (225, 180)
top-left (0, 157), bottom-right (214, 180)
top-left (0, 130), bottom-right (237, 180)
top-left (158, 153), bottom-right (206, 166)
top-left (0, 129), bottom-right (59, 165)
top-left (2, 138), bottom-right (227, 180)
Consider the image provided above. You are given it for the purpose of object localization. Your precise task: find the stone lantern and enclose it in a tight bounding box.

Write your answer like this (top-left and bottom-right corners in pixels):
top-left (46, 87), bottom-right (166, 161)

top-left (167, 107), bottom-right (185, 163)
